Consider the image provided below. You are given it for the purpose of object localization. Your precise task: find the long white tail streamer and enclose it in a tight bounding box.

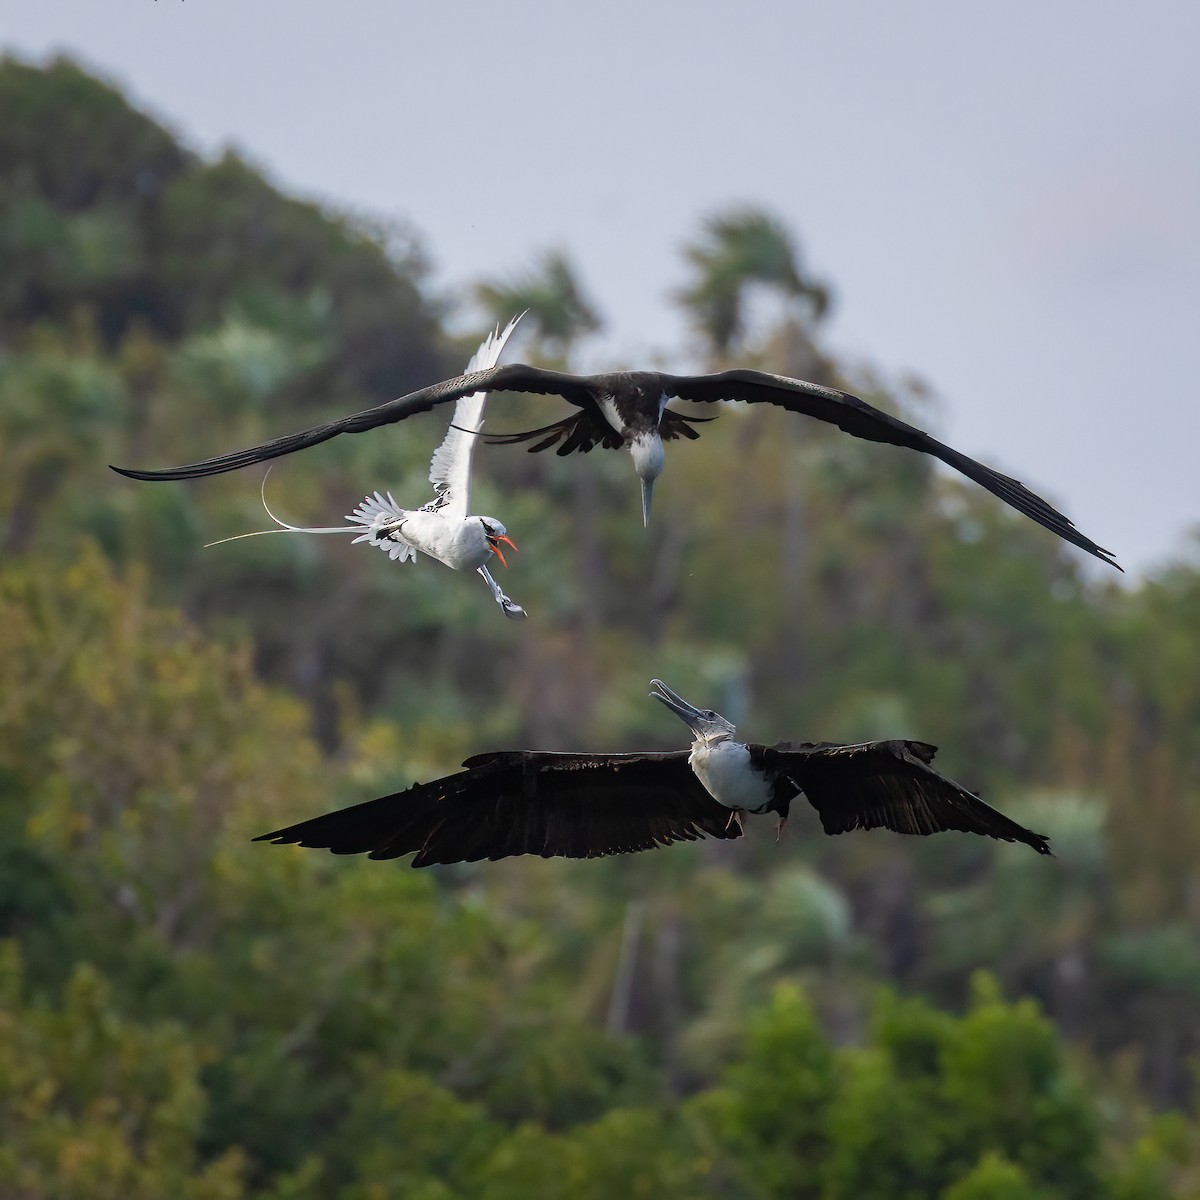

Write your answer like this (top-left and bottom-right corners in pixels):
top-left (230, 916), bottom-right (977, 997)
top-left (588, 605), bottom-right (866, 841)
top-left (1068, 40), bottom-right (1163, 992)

top-left (204, 470), bottom-right (413, 562)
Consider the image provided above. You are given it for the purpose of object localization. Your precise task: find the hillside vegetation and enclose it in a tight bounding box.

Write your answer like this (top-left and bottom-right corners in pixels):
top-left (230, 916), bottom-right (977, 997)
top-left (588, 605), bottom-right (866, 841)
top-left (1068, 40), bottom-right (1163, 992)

top-left (0, 57), bottom-right (1197, 1197)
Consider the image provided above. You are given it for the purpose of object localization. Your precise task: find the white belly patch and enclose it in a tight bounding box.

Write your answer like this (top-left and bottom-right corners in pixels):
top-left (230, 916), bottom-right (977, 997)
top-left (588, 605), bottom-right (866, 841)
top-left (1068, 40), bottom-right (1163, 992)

top-left (690, 741), bottom-right (772, 811)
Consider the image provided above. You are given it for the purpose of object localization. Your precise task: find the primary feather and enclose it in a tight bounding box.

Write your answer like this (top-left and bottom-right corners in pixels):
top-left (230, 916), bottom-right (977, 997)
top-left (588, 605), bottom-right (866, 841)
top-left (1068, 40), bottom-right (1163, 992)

top-left (427, 315), bottom-right (522, 520)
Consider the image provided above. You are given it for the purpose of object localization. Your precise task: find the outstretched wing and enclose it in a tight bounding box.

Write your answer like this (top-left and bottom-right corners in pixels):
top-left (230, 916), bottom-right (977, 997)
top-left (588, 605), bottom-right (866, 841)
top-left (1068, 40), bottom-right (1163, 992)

top-left (427, 315), bottom-right (522, 519)
top-left (110, 363), bottom-right (596, 482)
top-left (660, 369), bottom-right (1119, 570)
top-left (756, 738), bottom-right (1052, 855)
top-left (254, 750), bottom-right (742, 867)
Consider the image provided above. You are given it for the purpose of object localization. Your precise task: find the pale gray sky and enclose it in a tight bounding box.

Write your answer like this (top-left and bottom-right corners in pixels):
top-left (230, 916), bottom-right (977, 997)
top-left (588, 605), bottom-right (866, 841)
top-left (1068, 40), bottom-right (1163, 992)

top-left (4, 0), bottom-right (1198, 575)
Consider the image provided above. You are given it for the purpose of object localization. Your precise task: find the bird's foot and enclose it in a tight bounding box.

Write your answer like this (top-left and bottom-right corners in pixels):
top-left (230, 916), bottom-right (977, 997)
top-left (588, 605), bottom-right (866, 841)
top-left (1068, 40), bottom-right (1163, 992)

top-left (479, 566), bottom-right (528, 621)
top-left (775, 816), bottom-right (788, 842)
top-left (725, 809), bottom-right (745, 834)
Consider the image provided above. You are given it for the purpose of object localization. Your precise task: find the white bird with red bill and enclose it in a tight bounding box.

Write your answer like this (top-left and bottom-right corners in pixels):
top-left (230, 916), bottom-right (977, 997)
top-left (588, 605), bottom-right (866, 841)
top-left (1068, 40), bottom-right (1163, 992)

top-left (205, 316), bottom-right (527, 619)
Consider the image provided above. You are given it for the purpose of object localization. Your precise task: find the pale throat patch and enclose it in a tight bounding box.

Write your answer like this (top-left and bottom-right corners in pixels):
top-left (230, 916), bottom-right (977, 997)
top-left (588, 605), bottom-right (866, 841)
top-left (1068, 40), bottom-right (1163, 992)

top-left (629, 432), bottom-right (666, 480)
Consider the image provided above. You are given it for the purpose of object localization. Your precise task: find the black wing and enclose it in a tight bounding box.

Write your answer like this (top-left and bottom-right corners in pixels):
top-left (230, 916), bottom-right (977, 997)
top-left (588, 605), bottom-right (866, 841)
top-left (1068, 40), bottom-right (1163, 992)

top-left (109, 364), bottom-right (596, 482)
top-left (478, 407), bottom-right (715, 456)
top-left (661, 369), bottom-right (1119, 570)
top-left (254, 750), bottom-right (741, 867)
top-left (477, 411), bottom-right (626, 455)
top-left (756, 739), bottom-right (1052, 855)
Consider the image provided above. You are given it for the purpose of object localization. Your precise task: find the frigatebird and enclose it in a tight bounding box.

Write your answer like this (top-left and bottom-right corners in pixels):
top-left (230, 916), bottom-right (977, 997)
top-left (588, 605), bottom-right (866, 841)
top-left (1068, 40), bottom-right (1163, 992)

top-left (254, 679), bottom-right (1052, 865)
top-left (203, 318), bottom-right (527, 619)
top-left (111, 341), bottom-right (1119, 567)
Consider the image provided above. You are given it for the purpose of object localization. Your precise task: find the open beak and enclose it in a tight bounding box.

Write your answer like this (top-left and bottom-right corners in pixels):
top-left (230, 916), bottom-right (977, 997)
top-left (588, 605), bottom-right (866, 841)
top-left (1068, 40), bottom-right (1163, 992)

top-left (640, 478), bottom-right (654, 527)
top-left (649, 678), bottom-right (705, 735)
top-left (649, 678), bottom-right (737, 743)
top-left (486, 533), bottom-right (518, 569)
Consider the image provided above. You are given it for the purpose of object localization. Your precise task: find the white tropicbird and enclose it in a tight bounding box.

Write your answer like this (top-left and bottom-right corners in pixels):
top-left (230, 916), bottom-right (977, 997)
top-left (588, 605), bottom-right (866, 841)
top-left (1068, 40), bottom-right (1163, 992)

top-left (207, 316), bottom-right (527, 620)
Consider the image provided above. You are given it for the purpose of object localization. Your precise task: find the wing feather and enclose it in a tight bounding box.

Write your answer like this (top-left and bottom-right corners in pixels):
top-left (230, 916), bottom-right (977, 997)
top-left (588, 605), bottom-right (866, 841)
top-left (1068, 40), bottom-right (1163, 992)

top-left (477, 410), bottom-right (624, 456)
top-left (427, 315), bottom-right (522, 519)
top-left (254, 750), bottom-right (741, 867)
top-left (110, 363), bottom-right (596, 482)
top-left (758, 739), bottom-right (1052, 855)
top-left (661, 369), bottom-right (1119, 569)
top-left (476, 408), bottom-right (711, 456)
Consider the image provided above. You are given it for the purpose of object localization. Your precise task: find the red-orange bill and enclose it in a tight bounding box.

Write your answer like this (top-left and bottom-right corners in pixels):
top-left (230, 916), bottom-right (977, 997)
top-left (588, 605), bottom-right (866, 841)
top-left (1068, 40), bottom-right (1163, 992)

top-left (488, 534), bottom-right (518, 568)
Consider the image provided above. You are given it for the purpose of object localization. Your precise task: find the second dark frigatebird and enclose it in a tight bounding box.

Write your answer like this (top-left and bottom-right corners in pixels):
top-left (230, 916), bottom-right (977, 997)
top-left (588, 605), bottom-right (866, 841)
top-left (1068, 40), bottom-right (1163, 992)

top-left (111, 340), bottom-right (1119, 567)
top-left (254, 679), bottom-right (1052, 866)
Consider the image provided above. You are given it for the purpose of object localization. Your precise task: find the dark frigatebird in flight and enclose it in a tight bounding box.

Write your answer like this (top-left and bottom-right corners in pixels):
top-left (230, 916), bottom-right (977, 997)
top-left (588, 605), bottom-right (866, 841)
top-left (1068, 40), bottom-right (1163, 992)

top-left (254, 679), bottom-right (1052, 866)
top-left (111, 338), bottom-right (1119, 568)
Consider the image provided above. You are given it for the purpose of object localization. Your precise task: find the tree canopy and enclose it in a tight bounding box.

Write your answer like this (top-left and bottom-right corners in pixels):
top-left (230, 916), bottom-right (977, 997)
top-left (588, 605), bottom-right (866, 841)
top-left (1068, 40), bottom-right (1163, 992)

top-left (0, 56), bottom-right (1197, 1197)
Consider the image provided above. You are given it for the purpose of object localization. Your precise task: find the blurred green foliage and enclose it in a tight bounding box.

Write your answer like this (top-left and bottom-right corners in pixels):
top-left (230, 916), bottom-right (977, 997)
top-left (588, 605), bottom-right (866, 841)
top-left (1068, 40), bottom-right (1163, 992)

top-left (1, 55), bottom-right (1198, 1196)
